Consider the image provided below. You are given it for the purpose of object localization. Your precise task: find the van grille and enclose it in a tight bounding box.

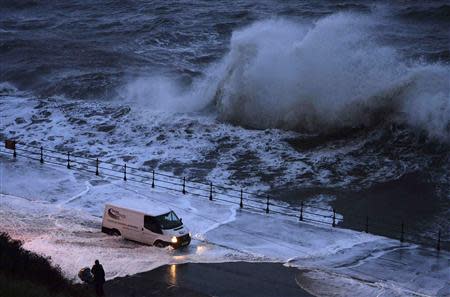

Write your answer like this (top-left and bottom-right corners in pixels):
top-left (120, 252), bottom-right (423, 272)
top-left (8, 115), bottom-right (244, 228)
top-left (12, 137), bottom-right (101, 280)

top-left (178, 234), bottom-right (190, 242)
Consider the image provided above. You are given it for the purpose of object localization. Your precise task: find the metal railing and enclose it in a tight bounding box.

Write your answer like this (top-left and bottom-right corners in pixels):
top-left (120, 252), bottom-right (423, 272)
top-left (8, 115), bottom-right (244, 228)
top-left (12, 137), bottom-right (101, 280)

top-left (1, 139), bottom-right (447, 251)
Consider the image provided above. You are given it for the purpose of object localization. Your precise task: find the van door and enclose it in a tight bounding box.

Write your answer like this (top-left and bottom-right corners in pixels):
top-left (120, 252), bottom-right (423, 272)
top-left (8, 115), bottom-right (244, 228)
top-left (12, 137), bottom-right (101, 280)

top-left (119, 211), bottom-right (142, 242)
top-left (142, 215), bottom-right (163, 245)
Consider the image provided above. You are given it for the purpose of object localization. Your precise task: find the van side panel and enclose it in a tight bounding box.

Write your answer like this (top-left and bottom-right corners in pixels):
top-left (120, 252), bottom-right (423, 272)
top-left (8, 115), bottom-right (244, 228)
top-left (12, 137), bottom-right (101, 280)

top-left (102, 205), bottom-right (143, 241)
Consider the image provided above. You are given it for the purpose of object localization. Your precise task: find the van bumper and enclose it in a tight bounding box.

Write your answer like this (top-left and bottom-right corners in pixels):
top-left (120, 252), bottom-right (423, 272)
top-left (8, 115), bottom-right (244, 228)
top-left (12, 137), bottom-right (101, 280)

top-left (171, 234), bottom-right (191, 249)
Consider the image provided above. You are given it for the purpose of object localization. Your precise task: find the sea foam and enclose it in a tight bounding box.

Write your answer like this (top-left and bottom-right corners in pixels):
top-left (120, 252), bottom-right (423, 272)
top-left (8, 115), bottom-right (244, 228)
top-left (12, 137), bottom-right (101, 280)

top-left (125, 13), bottom-right (450, 141)
top-left (208, 14), bottom-right (450, 140)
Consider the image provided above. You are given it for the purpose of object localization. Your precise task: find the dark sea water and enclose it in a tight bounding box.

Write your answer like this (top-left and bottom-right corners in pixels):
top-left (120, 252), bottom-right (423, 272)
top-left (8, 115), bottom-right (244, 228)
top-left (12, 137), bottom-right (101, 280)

top-left (1, 1), bottom-right (449, 242)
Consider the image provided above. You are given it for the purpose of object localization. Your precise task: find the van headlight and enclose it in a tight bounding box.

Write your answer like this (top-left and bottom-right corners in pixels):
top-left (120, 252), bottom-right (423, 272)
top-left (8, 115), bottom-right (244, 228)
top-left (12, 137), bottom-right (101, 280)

top-left (171, 236), bottom-right (178, 243)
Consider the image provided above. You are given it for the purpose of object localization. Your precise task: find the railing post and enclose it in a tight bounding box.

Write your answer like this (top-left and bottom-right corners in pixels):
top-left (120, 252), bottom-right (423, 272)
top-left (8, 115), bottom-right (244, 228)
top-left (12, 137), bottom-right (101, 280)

top-left (151, 170), bottom-right (155, 188)
top-left (437, 230), bottom-right (441, 251)
top-left (67, 152), bottom-right (71, 169)
top-left (365, 216), bottom-right (369, 233)
top-left (299, 201), bottom-right (303, 221)
top-left (5, 140), bottom-right (17, 158)
top-left (209, 182), bottom-right (213, 201)
top-left (400, 222), bottom-right (404, 243)
top-left (240, 189), bottom-right (243, 209)
top-left (96, 158), bottom-right (99, 176)
top-left (332, 209), bottom-right (336, 227)
top-left (123, 163), bottom-right (127, 181)
top-left (182, 177), bottom-right (186, 194)
top-left (266, 196), bottom-right (270, 214)
top-left (40, 146), bottom-right (44, 163)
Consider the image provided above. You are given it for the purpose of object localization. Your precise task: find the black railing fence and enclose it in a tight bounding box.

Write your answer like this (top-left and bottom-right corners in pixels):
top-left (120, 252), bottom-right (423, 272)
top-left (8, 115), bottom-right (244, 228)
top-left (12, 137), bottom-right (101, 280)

top-left (1, 139), bottom-right (447, 251)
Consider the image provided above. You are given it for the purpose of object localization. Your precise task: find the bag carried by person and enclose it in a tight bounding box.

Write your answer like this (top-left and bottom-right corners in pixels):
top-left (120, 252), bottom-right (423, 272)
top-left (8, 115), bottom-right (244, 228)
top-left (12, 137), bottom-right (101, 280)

top-left (78, 267), bottom-right (94, 283)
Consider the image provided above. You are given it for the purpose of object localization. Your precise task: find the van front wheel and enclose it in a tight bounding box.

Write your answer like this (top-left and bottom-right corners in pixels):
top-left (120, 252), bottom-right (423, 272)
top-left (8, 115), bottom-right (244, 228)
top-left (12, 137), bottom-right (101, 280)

top-left (111, 229), bottom-right (121, 236)
top-left (154, 240), bottom-right (168, 248)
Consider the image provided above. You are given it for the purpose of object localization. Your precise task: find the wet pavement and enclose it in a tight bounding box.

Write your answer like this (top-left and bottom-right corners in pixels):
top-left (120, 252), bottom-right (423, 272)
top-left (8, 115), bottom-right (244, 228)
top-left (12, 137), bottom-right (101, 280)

top-left (105, 262), bottom-right (313, 297)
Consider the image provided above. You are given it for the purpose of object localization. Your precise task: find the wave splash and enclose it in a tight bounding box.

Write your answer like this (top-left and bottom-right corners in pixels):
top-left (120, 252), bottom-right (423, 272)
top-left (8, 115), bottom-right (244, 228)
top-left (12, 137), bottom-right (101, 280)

top-left (125, 13), bottom-right (450, 141)
top-left (209, 14), bottom-right (449, 140)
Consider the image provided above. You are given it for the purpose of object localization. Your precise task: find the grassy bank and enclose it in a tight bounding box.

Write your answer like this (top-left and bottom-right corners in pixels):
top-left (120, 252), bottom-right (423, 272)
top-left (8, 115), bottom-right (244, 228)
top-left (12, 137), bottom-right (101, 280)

top-left (0, 232), bottom-right (93, 297)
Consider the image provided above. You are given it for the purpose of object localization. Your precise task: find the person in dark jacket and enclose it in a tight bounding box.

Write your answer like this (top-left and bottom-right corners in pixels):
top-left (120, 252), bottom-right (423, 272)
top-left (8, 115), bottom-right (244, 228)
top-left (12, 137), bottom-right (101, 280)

top-left (91, 260), bottom-right (106, 296)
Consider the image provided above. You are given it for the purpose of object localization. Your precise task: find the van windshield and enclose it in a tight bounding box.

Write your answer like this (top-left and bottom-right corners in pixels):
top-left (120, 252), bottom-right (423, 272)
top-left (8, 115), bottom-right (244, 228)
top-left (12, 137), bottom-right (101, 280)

top-left (154, 211), bottom-right (182, 230)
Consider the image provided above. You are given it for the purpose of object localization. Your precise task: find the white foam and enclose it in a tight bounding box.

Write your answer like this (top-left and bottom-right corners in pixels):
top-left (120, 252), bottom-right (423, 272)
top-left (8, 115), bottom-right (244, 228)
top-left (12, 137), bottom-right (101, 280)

top-left (123, 14), bottom-right (449, 140)
top-left (210, 15), bottom-right (449, 139)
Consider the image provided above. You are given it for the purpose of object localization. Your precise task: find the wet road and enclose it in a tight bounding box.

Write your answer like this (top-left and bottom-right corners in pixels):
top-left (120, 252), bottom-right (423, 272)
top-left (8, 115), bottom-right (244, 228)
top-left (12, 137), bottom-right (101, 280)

top-left (105, 262), bottom-right (314, 297)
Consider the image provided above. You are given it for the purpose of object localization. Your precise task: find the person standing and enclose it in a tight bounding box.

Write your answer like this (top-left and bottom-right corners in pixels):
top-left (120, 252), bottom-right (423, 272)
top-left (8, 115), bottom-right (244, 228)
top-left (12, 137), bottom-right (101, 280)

top-left (91, 259), bottom-right (106, 296)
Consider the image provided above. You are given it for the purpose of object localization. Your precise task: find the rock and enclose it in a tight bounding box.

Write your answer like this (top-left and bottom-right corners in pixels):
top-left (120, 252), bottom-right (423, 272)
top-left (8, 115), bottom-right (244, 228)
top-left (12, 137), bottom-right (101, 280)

top-left (112, 107), bottom-right (131, 119)
top-left (15, 117), bottom-right (26, 124)
top-left (121, 155), bottom-right (135, 162)
top-left (143, 159), bottom-right (159, 168)
top-left (97, 124), bottom-right (115, 132)
top-left (68, 117), bottom-right (87, 125)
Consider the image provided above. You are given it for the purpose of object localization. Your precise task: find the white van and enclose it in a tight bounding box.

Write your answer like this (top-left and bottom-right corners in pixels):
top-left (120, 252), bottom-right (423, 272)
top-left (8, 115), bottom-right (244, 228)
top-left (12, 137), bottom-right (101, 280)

top-left (101, 203), bottom-right (191, 249)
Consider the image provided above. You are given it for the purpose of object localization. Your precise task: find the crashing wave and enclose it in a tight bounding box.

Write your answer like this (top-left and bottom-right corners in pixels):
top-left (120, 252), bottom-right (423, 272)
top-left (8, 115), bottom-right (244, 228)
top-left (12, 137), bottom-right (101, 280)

top-left (124, 13), bottom-right (450, 141)
top-left (207, 14), bottom-right (450, 141)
